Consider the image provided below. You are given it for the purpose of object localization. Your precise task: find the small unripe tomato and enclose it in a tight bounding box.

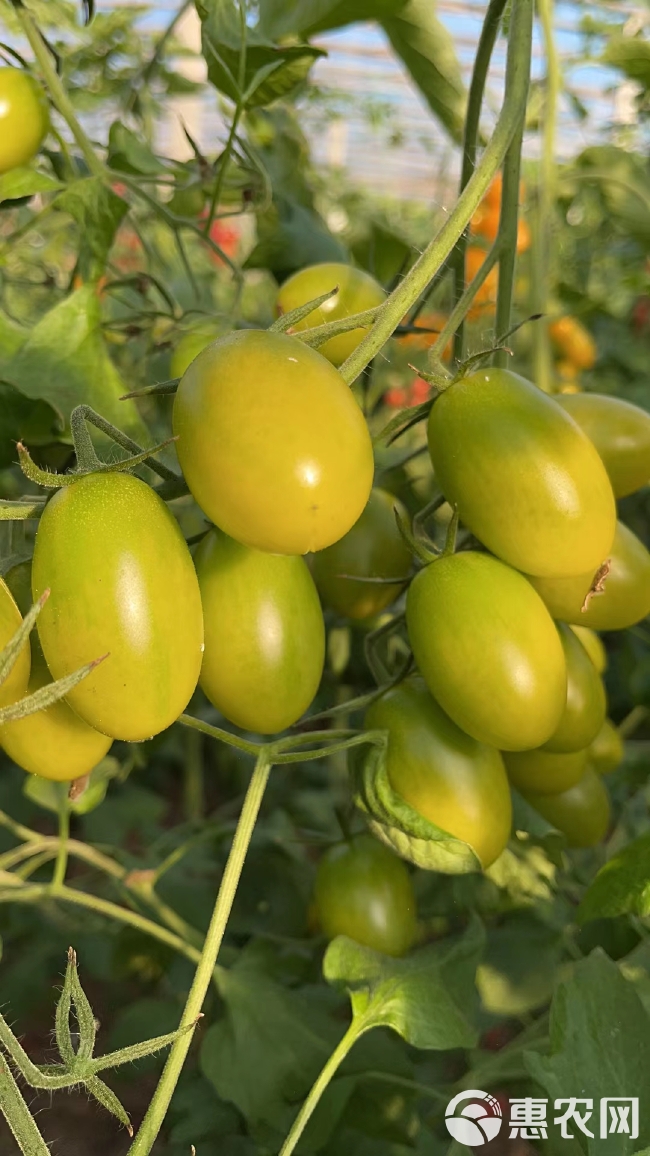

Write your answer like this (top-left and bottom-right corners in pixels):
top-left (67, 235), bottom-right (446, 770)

top-left (276, 263), bottom-right (386, 368)
top-left (524, 768), bottom-right (610, 848)
top-left (0, 576), bottom-right (30, 709)
top-left (570, 625), bottom-right (606, 674)
top-left (313, 833), bottom-right (417, 956)
top-left (0, 68), bottom-right (50, 176)
top-left (542, 623), bottom-right (606, 753)
top-left (504, 746), bottom-right (588, 795)
top-left (194, 529), bottom-right (324, 734)
top-left (549, 316), bottom-right (596, 370)
top-left (311, 489), bottom-right (411, 620)
top-left (170, 322), bottom-right (230, 379)
top-left (589, 718), bottom-right (624, 776)
top-left (173, 330), bottom-right (374, 555)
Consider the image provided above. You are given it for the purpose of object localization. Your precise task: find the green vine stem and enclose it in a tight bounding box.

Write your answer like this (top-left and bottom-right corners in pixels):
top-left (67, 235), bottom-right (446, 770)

top-left (533, 0), bottom-right (560, 393)
top-left (126, 749), bottom-right (273, 1156)
top-left (494, 111), bottom-right (527, 367)
top-left (51, 784), bottom-right (70, 890)
top-left (428, 239), bottom-right (503, 373)
top-left (453, 0), bottom-right (509, 362)
top-left (338, 0), bottom-right (533, 386)
top-left (0, 1054), bottom-right (51, 1156)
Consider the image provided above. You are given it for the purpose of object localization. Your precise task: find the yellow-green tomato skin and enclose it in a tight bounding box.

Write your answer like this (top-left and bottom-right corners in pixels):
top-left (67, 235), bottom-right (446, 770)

top-left (406, 552), bottom-right (567, 751)
top-left (0, 577), bottom-right (30, 709)
top-left (194, 529), bottom-right (325, 734)
top-left (528, 521), bottom-right (650, 631)
top-left (427, 369), bottom-right (616, 577)
top-left (589, 718), bottom-right (624, 776)
top-left (504, 746), bottom-right (588, 795)
top-left (570, 625), bottom-right (606, 673)
top-left (365, 680), bottom-right (512, 869)
top-left (524, 768), bottom-right (610, 848)
top-left (313, 834), bottom-right (417, 957)
top-left (557, 393), bottom-right (650, 498)
top-left (276, 263), bottom-right (386, 367)
top-left (170, 323), bottom-right (229, 379)
top-left (172, 330), bottom-right (374, 555)
top-left (0, 69), bottom-right (50, 176)
top-left (543, 624), bottom-right (606, 753)
top-left (32, 473), bottom-right (204, 742)
top-left (310, 489), bottom-right (411, 620)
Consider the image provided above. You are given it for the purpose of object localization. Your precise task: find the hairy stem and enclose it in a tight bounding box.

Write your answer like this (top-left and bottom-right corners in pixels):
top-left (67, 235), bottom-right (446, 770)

top-left (51, 785), bottom-right (70, 890)
top-left (279, 1020), bottom-right (364, 1156)
top-left (533, 0), bottom-right (560, 393)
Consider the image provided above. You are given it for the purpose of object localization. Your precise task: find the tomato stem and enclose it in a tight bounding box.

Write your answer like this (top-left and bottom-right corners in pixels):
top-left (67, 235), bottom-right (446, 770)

top-left (279, 1018), bottom-right (367, 1156)
top-left (0, 1053), bottom-right (51, 1156)
top-left (532, 0), bottom-right (560, 393)
top-left (50, 785), bottom-right (70, 891)
top-left (494, 112), bottom-right (527, 368)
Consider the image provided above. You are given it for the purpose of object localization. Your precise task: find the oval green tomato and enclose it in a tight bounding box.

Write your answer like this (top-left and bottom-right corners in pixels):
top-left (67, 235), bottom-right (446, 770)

top-left (524, 768), bottom-right (610, 848)
top-left (170, 321), bottom-right (229, 380)
top-left (570, 625), bottom-right (606, 673)
top-left (528, 521), bottom-right (650, 631)
top-left (365, 679), bottom-right (512, 869)
top-left (313, 833), bottom-right (417, 956)
top-left (543, 623), bottom-right (606, 753)
top-left (0, 576), bottom-right (30, 709)
top-left (173, 330), bottom-right (374, 555)
top-left (0, 68), bottom-right (50, 176)
top-left (310, 488), bottom-right (411, 620)
top-left (504, 746), bottom-right (588, 795)
top-left (589, 718), bottom-right (624, 776)
top-left (427, 369), bottom-right (616, 577)
top-left (557, 392), bottom-right (650, 498)
top-left (406, 552), bottom-right (566, 751)
top-left (194, 528), bottom-right (324, 733)
top-left (276, 263), bottom-right (386, 368)
top-left (32, 473), bottom-right (203, 742)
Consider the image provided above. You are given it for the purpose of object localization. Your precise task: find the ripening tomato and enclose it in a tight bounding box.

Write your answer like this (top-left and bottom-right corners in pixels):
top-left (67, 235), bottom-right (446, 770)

top-left (173, 330), bottom-right (374, 555)
top-left (589, 718), bottom-right (624, 776)
top-left (524, 768), bottom-right (610, 848)
top-left (310, 488), bottom-right (411, 620)
top-left (556, 393), bottom-right (650, 498)
top-left (570, 625), bottom-right (606, 674)
top-left (543, 624), bottom-right (606, 753)
top-left (0, 69), bottom-right (50, 176)
top-left (482, 172), bottom-right (526, 212)
top-left (365, 679), bottom-right (511, 868)
top-left (313, 833), bottom-right (417, 956)
top-left (276, 263), bottom-right (386, 368)
top-left (398, 311), bottom-right (452, 360)
top-left (170, 322), bottom-right (230, 379)
top-left (406, 553), bottom-right (566, 751)
top-left (428, 369), bottom-right (616, 577)
top-left (504, 746), bottom-right (588, 795)
top-left (194, 529), bottom-right (324, 733)
top-left (528, 521), bottom-right (650, 631)
top-left (470, 203), bottom-right (530, 254)
top-left (549, 316), bottom-right (596, 370)
top-left (0, 576), bottom-right (30, 709)
top-left (32, 473), bottom-right (203, 742)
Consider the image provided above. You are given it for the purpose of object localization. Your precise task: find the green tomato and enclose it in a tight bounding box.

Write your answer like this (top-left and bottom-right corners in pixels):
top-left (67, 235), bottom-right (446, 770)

top-left (365, 679), bottom-right (512, 869)
top-left (543, 623), bottom-right (606, 753)
top-left (173, 330), bottom-right (374, 555)
top-left (427, 369), bottom-right (616, 577)
top-left (313, 833), bottom-right (417, 956)
top-left (524, 768), bottom-right (610, 848)
top-left (504, 746), bottom-right (588, 795)
top-left (310, 488), bottom-right (411, 620)
top-left (276, 262), bottom-right (386, 368)
top-left (0, 575), bottom-right (30, 709)
top-left (557, 392), bottom-right (650, 498)
top-left (32, 473), bottom-right (203, 742)
top-left (194, 528), bottom-right (325, 734)
top-left (0, 68), bottom-right (50, 176)
top-left (570, 625), bottom-right (606, 673)
top-left (168, 182), bottom-right (205, 219)
top-left (528, 521), bottom-right (650, 631)
top-left (170, 322), bottom-right (229, 380)
top-left (589, 718), bottom-right (624, 776)
top-left (406, 552), bottom-right (566, 751)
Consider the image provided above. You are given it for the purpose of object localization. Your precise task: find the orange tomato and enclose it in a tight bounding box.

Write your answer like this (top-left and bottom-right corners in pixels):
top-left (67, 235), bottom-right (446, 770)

top-left (549, 316), bottom-right (596, 370)
top-left (398, 311), bottom-right (452, 360)
top-left (466, 247), bottom-right (498, 319)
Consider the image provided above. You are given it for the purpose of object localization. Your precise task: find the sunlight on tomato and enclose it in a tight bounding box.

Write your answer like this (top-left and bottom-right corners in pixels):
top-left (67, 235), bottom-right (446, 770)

top-left (542, 624), bottom-right (606, 753)
top-left (173, 330), bottom-right (375, 555)
top-left (0, 576), bottom-right (30, 710)
top-left (557, 392), bottom-right (650, 498)
top-left (0, 68), bottom-right (50, 175)
top-left (276, 262), bottom-right (386, 367)
top-left (588, 718), bottom-right (624, 776)
top-left (504, 746), bottom-right (588, 795)
top-left (524, 768), bottom-right (610, 848)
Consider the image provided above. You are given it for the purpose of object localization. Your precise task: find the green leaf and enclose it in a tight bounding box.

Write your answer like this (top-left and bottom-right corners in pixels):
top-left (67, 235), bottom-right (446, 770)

top-left (245, 196), bottom-right (347, 280)
top-left (382, 0), bottom-right (466, 143)
top-left (511, 789), bottom-right (566, 867)
top-left (2, 286), bottom-right (148, 444)
top-left (200, 954), bottom-right (336, 1127)
top-left (107, 123), bottom-right (166, 175)
top-left (603, 35), bottom-right (650, 91)
top-left (53, 178), bottom-right (129, 279)
top-left (0, 384), bottom-right (61, 469)
top-left (324, 916), bottom-right (484, 1049)
top-left (351, 221), bottom-right (412, 286)
top-left (351, 743), bottom-right (482, 873)
top-left (578, 832), bottom-right (650, 925)
top-left (259, 0), bottom-right (407, 38)
top-left (477, 914), bottom-right (562, 1017)
top-left (23, 757), bottom-right (120, 816)
top-left (0, 167), bottom-right (61, 205)
top-left (525, 951), bottom-right (650, 1156)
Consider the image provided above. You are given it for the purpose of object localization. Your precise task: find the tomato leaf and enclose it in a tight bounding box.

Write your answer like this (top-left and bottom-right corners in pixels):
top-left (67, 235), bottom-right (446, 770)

top-left (53, 178), bottom-right (129, 280)
top-left (107, 123), bottom-right (166, 176)
top-left (258, 0), bottom-right (407, 38)
top-left (245, 196), bottom-right (347, 280)
top-left (602, 35), bottom-right (650, 91)
top-left (351, 743), bottom-right (482, 874)
top-left (324, 915), bottom-right (483, 1050)
top-left (510, 789), bottom-right (566, 866)
top-left (0, 167), bottom-right (61, 205)
top-left (577, 832), bottom-right (650, 925)
top-left (477, 914), bottom-right (563, 1017)
top-left (524, 950), bottom-right (650, 1156)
